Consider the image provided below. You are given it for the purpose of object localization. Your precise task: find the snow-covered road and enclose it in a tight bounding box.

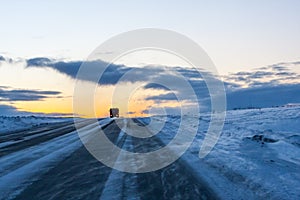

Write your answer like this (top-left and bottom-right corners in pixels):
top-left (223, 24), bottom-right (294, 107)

top-left (0, 119), bottom-right (108, 199)
top-left (0, 118), bottom-right (215, 200)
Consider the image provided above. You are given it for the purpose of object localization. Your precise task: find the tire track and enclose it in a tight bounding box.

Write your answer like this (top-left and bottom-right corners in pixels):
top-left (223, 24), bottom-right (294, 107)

top-left (6, 118), bottom-right (217, 200)
top-left (129, 119), bottom-right (216, 200)
top-left (14, 120), bottom-right (121, 200)
top-left (99, 118), bottom-right (216, 199)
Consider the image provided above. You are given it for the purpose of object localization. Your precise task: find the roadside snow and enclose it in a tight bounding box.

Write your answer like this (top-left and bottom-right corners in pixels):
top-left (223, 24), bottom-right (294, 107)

top-left (0, 116), bottom-right (73, 134)
top-left (144, 106), bottom-right (300, 199)
top-left (0, 120), bottom-right (111, 200)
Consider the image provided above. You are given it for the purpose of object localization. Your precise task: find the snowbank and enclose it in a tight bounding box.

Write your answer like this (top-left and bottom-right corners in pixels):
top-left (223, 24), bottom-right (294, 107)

top-left (146, 106), bottom-right (300, 199)
top-left (0, 116), bottom-right (73, 134)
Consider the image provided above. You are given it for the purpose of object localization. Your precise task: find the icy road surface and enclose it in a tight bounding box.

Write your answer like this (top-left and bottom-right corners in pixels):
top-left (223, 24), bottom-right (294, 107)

top-left (0, 106), bottom-right (299, 199)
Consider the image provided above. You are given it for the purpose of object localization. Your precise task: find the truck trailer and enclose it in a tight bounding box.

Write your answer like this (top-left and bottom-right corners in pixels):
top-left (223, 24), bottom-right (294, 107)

top-left (109, 108), bottom-right (119, 118)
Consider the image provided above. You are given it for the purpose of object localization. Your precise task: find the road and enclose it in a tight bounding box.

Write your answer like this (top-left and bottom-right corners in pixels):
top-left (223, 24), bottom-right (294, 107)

top-left (0, 118), bottom-right (216, 200)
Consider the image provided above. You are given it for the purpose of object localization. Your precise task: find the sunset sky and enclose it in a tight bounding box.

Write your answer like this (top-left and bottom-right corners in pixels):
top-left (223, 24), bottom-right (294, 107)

top-left (1, 0), bottom-right (300, 117)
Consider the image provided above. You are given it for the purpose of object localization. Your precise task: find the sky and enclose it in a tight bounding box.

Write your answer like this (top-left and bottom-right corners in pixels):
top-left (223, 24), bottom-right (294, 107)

top-left (0, 0), bottom-right (300, 117)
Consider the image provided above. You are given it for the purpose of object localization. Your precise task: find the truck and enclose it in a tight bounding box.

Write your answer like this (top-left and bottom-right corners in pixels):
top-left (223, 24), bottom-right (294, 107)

top-left (109, 108), bottom-right (119, 118)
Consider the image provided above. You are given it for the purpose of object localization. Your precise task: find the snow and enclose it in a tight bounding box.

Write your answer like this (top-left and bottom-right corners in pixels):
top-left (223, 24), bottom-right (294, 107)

top-left (0, 116), bottom-right (73, 134)
top-left (0, 106), bottom-right (299, 199)
top-left (100, 132), bottom-right (140, 200)
top-left (142, 106), bottom-right (300, 199)
top-left (0, 120), bottom-right (111, 200)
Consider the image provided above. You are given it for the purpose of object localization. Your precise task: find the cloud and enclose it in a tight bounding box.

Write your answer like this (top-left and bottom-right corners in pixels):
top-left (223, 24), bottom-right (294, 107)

top-left (145, 92), bottom-right (178, 102)
top-left (292, 61), bottom-right (300, 65)
top-left (126, 111), bottom-right (136, 115)
top-left (0, 87), bottom-right (61, 102)
top-left (25, 56), bottom-right (300, 112)
top-left (0, 56), bottom-right (15, 64)
top-left (0, 55), bottom-right (5, 61)
top-left (275, 71), bottom-right (296, 76)
top-left (225, 62), bottom-right (300, 88)
top-left (0, 105), bottom-right (21, 115)
top-left (226, 83), bottom-right (300, 109)
top-left (247, 71), bottom-right (274, 79)
top-left (26, 57), bottom-right (209, 85)
top-left (272, 65), bottom-right (287, 71)
top-left (222, 62), bottom-right (300, 109)
top-left (26, 57), bottom-right (52, 66)
top-left (141, 106), bottom-right (181, 116)
top-left (0, 104), bottom-right (74, 117)
top-left (26, 57), bottom-right (167, 85)
top-left (0, 105), bottom-right (43, 116)
top-left (143, 83), bottom-right (171, 91)
top-left (27, 57), bottom-right (212, 91)
top-left (144, 61), bottom-right (300, 111)
top-left (22, 57), bottom-right (213, 114)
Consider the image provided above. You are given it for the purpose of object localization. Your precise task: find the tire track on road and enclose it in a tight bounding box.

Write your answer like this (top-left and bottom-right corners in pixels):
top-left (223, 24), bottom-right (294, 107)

top-left (14, 119), bottom-right (121, 200)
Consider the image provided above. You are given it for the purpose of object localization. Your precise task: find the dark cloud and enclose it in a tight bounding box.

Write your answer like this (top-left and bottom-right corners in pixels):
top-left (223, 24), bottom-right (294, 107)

top-left (141, 106), bottom-right (181, 115)
top-left (0, 105), bottom-right (38, 116)
top-left (173, 66), bottom-right (204, 79)
top-left (229, 70), bottom-right (274, 82)
top-left (223, 62), bottom-right (300, 110)
top-left (233, 71), bottom-right (252, 76)
top-left (26, 57), bottom-right (167, 85)
top-left (247, 71), bottom-right (274, 79)
top-left (0, 86), bottom-right (10, 89)
top-left (0, 87), bottom-right (61, 102)
top-left (0, 105), bottom-right (20, 115)
top-left (27, 57), bottom-right (83, 80)
top-left (227, 84), bottom-right (300, 109)
top-left (275, 72), bottom-right (296, 76)
top-left (26, 57), bottom-right (52, 66)
top-left (26, 57), bottom-right (300, 111)
top-left (247, 80), bottom-right (279, 88)
top-left (145, 92), bottom-right (178, 102)
top-left (126, 111), bottom-right (136, 115)
top-left (26, 57), bottom-right (214, 112)
top-left (292, 61), bottom-right (300, 65)
top-left (143, 83), bottom-right (170, 91)
top-left (142, 69), bottom-right (212, 110)
top-left (26, 57), bottom-right (211, 90)
top-left (0, 56), bottom-right (22, 64)
top-left (225, 62), bottom-right (300, 88)
top-left (272, 65), bottom-right (288, 71)
top-left (0, 104), bottom-right (74, 117)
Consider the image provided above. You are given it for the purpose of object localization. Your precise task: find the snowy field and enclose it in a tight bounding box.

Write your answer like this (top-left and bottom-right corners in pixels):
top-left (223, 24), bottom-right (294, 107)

top-left (0, 116), bottom-right (73, 134)
top-left (0, 106), bottom-right (299, 199)
top-left (141, 105), bottom-right (300, 199)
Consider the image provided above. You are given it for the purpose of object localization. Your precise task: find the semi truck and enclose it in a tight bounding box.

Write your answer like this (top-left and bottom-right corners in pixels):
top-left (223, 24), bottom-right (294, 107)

top-left (109, 108), bottom-right (119, 118)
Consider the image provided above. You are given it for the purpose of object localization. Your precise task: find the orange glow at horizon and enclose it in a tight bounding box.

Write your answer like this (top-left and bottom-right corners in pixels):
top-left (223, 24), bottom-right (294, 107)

top-left (15, 97), bottom-right (73, 115)
top-left (91, 81), bottom-right (182, 118)
top-left (11, 81), bottom-right (181, 118)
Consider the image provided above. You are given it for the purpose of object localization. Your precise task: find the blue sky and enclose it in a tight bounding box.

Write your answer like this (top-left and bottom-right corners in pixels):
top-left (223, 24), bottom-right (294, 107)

top-left (0, 1), bottom-right (300, 117)
top-left (1, 0), bottom-right (300, 74)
